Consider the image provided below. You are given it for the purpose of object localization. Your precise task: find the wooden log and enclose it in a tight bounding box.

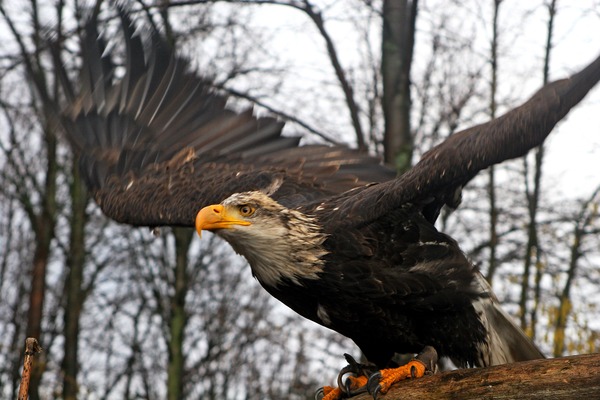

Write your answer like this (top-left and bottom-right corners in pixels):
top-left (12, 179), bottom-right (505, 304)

top-left (352, 353), bottom-right (600, 399)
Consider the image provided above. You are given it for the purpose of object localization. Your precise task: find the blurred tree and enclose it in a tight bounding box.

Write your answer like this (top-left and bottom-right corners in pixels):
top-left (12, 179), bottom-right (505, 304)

top-left (381, 0), bottom-right (417, 172)
top-left (0, 1), bottom-right (66, 397)
top-left (520, 0), bottom-right (556, 337)
top-left (485, 0), bottom-right (501, 296)
top-left (553, 186), bottom-right (600, 357)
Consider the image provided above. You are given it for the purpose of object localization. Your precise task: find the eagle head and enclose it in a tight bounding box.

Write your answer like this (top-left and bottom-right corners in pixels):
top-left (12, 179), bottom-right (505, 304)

top-left (195, 191), bottom-right (328, 287)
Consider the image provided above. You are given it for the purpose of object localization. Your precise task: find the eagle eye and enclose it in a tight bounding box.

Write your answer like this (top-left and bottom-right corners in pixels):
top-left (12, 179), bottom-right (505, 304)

top-left (239, 204), bottom-right (255, 217)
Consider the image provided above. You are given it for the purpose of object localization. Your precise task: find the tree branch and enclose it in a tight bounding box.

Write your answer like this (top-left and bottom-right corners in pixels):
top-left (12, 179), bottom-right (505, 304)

top-left (300, 0), bottom-right (366, 150)
top-left (17, 338), bottom-right (43, 400)
top-left (351, 353), bottom-right (600, 400)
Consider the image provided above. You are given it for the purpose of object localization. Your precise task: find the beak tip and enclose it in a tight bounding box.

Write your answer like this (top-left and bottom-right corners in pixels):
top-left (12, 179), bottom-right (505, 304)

top-left (195, 211), bottom-right (204, 238)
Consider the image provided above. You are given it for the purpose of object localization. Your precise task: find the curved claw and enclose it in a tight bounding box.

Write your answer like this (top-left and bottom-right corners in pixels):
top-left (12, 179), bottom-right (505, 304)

top-left (366, 371), bottom-right (382, 399)
top-left (315, 387), bottom-right (325, 400)
top-left (366, 358), bottom-right (430, 398)
top-left (344, 375), bottom-right (369, 396)
top-left (336, 354), bottom-right (375, 396)
top-left (410, 364), bottom-right (418, 379)
top-left (337, 364), bottom-right (358, 391)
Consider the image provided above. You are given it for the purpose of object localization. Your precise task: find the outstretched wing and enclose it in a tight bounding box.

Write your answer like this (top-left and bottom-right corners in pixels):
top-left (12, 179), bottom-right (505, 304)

top-left (335, 52), bottom-right (600, 226)
top-left (57, 12), bottom-right (395, 227)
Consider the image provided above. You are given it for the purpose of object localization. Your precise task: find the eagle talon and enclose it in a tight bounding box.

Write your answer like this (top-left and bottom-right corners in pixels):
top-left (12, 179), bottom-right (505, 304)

top-left (365, 347), bottom-right (438, 398)
top-left (318, 354), bottom-right (376, 399)
top-left (372, 387), bottom-right (381, 400)
top-left (315, 387), bottom-right (325, 400)
top-left (336, 354), bottom-right (375, 396)
top-left (366, 371), bottom-right (382, 397)
top-left (343, 375), bottom-right (369, 396)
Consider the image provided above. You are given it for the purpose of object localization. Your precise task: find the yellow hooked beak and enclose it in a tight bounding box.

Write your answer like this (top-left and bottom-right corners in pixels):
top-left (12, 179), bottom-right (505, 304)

top-left (195, 204), bottom-right (251, 238)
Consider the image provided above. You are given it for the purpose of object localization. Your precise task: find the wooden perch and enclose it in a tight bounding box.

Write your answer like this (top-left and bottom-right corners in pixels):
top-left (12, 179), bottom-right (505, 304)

top-left (18, 337), bottom-right (42, 400)
top-left (352, 353), bottom-right (600, 399)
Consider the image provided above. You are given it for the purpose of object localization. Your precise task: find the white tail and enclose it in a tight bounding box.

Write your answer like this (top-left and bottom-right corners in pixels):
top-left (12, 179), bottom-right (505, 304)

top-left (470, 273), bottom-right (544, 367)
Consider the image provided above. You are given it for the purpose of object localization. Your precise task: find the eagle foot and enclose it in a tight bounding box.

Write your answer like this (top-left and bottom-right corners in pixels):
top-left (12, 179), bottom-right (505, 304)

top-left (315, 354), bottom-right (376, 400)
top-left (366, 346), bottom-right (438, 399)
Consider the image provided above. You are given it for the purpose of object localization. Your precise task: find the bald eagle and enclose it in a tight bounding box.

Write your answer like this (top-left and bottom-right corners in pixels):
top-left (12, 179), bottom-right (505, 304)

top-left (55, 11), bottom-right (600, 400)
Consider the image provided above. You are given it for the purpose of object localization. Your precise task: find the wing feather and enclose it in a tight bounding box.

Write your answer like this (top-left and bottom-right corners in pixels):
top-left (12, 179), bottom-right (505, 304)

top-left (335, 52), bottom-right (600, 226)
top-left (57, 11), bottom-right (394, 227)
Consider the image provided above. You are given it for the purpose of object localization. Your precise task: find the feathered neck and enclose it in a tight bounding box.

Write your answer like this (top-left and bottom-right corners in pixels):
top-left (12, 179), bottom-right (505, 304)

top-left (218, 202), bottom-right (328, 288)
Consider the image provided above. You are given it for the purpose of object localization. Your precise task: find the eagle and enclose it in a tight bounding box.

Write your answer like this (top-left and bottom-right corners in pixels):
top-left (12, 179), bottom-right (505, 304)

top-left (54, 11), bottom-right (600, 400)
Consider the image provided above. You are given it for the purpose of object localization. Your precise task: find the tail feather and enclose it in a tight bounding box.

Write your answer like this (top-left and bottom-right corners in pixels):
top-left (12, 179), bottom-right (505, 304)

top-left (471, 273), bottom-right (544, 367)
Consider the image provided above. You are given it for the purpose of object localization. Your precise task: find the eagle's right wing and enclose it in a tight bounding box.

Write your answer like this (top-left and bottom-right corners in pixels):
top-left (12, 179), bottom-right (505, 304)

top-left (335, 51), bottom-right (600, 227)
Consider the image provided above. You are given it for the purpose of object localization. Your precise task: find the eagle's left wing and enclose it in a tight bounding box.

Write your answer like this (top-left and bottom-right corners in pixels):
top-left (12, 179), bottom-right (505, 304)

top-left (54, 11), bottom-right (395, 228)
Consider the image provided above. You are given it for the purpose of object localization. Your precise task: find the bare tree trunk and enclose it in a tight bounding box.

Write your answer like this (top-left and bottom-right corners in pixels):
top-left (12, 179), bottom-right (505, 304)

top-left (381, 0), bottom-right (418, 173)
top-left (26, 190), bottom-right (56, 400)
top-left (62, 163), bottom-right (89, 400)
top-left (524, 0), bottom-right (556, 340)
top-left (167, 228), bottom-right (194, 400)
top-left (0, 2), bottom-right (64, 396)
top-left (24, 122), bottom-right (58, 400)
top-left (485, 0), bottom-right (501, 286)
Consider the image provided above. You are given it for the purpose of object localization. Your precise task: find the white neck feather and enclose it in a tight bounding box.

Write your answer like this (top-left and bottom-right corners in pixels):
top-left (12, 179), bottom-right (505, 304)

top-left (219, 208), bottom-right (328, 287)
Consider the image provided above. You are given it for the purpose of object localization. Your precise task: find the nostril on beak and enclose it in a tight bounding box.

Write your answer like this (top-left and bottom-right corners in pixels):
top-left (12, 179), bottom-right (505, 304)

top-left (213, 207), bottom-right (220, 214)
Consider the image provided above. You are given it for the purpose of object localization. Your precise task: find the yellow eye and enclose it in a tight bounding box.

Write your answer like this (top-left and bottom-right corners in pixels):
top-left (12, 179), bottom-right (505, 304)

top-left (239, 205), bottom-right (255, 217)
